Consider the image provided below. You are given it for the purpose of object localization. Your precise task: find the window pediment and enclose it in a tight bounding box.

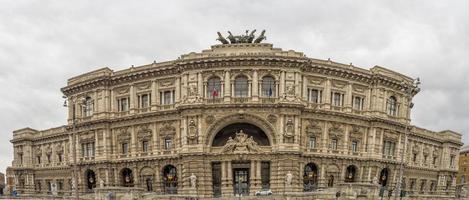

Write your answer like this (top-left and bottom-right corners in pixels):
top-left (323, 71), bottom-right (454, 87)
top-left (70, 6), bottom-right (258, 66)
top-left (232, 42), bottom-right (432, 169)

top-left (117, 127), bottom-right (131, 142)
top-left (137, 124), bottom-right (152, 140)
top-left (160, 122), bottom-right (176, 136)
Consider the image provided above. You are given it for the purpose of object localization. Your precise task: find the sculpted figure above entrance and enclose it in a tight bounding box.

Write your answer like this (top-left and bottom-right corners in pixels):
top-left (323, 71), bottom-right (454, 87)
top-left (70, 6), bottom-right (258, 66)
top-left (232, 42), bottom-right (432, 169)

top-left (221, 130), bottom-right (262, 153)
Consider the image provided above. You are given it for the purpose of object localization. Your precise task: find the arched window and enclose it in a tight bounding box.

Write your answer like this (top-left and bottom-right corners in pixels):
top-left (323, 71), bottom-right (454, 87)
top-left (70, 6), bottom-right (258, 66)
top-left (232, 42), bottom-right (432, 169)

top-left (207, 77), bottom-right (221, 98)
top-left (163, 165), bottom-right (178, 194)
top-left (83, 97), bottom-right (94, 117)
top-left (345, 165), bottom-right (357, 182)
top-left (303, 163), bottom-right (318, 191)
top-left (387, 96), bottom-right (398, 116)
top-left (379, 168), bottom-right (389, 186)
top-left (121, 168), bottom-right (133, 187)
top-left (261, 76), bottom-right (276, 97)
top-left (85, 169), bottom-right (96, 190)
top-left (234, 76), bottom-right (248, 97)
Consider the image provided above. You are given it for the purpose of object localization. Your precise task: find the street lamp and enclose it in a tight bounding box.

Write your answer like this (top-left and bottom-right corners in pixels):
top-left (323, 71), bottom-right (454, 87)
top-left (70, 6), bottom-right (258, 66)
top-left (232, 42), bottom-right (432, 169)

top-left (394, 78), bottom-right (420, 200)
top-left (63, 96), bottom-right (86, 200)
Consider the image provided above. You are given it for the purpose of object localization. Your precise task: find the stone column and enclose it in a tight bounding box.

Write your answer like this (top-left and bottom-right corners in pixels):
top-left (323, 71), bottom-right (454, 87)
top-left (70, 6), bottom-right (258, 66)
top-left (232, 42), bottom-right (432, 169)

top-left (175, 77), bottom-right (181, 103)
top-left (324, 78), bottom-right (331, 109)
top-left (131, 126), bottom-right (137, 157)
top-left (151, 80), bottom-right (157, 111)
top-left (252, 69), bottom-right (259, 101)
top-left (198, 73), bottom-right (203, 97)
top-left (224, 70), bottom-right (231, 102)
top-left (319, 164), bottom-right (326, 188)
top-left (302, 75), bottom-right (308, 101)
top-left (346, 83), bottom-right (353, 112)
top-left (221, 161), bottom-right (230, 196)
top-left (250, 161), bottom-right (261, 195)
top-left (129, 84), bottom-right (136, 114)
top-left (280, 70), bottom-right (286, 97)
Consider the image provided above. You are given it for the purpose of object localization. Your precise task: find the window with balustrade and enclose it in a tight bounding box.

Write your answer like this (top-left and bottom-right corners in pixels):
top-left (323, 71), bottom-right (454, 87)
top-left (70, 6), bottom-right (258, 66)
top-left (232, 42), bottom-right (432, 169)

top-left (207, 77), bottom-right (222, 98)
top-left (331, 92), bottom-right (344, 107)
top-left (117, 97), bottom-right (130, 112)
top-left (83, 96), bottom-right (94, 117)
top-left (138, 93), bottom-right (151, 109)
top-left (307, 89), bottom-right (322, 103)
top-left (234, 75), bottom-right (249, 97)
top-left (261, 76), bottom-right (276, 97)
top-left (352, 96), bottom-right (364, 110)
top-left (382, 140), bottom-right (396, 157)
top-left (387, 96), bottom-right (398, 116)
top-left (160, 90), bottom-right (175, 105)
top-left (81, 142), bottom-right (95, 158)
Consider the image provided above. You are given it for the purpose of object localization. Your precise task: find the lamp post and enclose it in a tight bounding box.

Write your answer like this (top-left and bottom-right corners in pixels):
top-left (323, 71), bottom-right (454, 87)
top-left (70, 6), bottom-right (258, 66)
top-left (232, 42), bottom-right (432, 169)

top-left (394, 78), bottom-right (420, 200)
top-left (63, 96), bottom-right (86, 200)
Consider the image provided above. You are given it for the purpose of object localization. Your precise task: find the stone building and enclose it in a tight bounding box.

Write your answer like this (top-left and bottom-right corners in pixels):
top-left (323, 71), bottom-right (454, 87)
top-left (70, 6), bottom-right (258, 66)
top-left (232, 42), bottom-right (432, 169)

top-left (8, 35), bottom-right (462, 199)
top-left (458, 146), bottom-right (469, 184)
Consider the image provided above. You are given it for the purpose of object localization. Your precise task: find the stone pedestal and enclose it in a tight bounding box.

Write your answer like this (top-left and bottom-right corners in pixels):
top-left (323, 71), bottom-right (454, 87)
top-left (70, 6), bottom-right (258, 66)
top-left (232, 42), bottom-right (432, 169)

top-left (94, 187), bottom-right (144, 200)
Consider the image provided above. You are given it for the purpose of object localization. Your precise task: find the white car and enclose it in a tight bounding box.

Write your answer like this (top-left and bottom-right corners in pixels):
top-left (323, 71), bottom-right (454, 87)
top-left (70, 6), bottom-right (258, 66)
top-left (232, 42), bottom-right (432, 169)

top-left (255, 188), bottom-right (272, 196)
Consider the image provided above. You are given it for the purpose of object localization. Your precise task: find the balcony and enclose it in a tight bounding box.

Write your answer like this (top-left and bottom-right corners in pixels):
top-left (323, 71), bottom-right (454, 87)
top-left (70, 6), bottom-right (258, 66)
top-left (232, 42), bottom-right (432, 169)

top-left (260, 97), bottom-right (277, 104)
top-left (159, 104), bottom-right (175, 110)
top-left (205, 98), bottom-right (223, 104)
top-left (116, 111), bottom-right (129, 117)
top-left (137, 107), bottom-right (150, 113)
top-left (232, 97), bottom-right (249, 103)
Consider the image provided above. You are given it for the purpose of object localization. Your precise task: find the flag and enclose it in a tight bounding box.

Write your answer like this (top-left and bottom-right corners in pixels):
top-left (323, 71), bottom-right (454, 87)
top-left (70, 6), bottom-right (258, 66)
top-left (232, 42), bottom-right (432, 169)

top-left (268, 86), bottom-right (273, 97)
top-left (212, 87), bottom-right (218, 98)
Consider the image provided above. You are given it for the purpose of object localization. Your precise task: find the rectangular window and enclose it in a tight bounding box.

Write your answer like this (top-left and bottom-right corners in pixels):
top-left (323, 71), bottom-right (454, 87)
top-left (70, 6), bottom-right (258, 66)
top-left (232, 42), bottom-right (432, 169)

top-left (382, 141), bottom-right (396, 157)
top-left (353, 96), bottom-right (364, 110)
top-left (47, 154), bottom-right (51, 163)
top-left (160, 90), bottom-right (175, 105)
top-left (122, 142), bottom-right (129, 154)
top-left (351, 141), bottom-right (358, 152)
top-left (142, 141), bottom-right (149, 152)
top-left (331, 92), bottom-right (344, 107)
top-left (37, 156), bottom-right (41, 164)
top-left (58, 153), bottom-right (63, 163)
top-left (450, 155), bottom-right (455, 167)
top-left (164, 138), bottom-right (172, 150)
top-left (117, 97), bottom-right (129, 112)
top-left (413, 153), bottom-right (418, 162)
top-left (82, 142), bottom-right (95, 157)
top-left (307, 89), bottom-right (322, 103)
top-left (330, 139), bottom-right (338, 150)
top-left (309, 137), bottom-right (316, 149)
top-left (433, 156), bottom-right (437, 165)
top-left (423, 155), bottom-right (428, 164)
top-left (138, 93), bottom-right (151, 108)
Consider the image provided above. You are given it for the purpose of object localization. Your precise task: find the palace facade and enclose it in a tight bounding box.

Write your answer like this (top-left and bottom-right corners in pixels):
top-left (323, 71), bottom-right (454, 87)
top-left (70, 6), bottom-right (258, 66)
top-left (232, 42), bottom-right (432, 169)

top-left (9, 40), bottom-right (462, 198)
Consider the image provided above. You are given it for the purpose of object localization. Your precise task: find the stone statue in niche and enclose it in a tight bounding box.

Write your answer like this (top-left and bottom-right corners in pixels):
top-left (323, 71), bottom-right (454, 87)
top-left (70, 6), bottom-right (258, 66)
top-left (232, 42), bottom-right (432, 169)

top-left (285, 171), bottom-right (293, 186)
top-left (190, 173), bottom-right (197, 188)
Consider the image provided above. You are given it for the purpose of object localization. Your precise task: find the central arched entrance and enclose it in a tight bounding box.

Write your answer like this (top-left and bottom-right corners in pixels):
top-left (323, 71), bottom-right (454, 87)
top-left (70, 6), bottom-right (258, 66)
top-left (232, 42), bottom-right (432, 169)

top-left (210, 122), bottom-right (271, 197)
top-left (211, 123), bottom-right (270, 147)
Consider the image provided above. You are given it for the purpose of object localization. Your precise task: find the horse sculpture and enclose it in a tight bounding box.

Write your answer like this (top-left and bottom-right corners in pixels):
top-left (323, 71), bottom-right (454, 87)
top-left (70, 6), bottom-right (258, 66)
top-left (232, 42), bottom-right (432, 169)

top-left (217, 30), bottom-right (266, 44)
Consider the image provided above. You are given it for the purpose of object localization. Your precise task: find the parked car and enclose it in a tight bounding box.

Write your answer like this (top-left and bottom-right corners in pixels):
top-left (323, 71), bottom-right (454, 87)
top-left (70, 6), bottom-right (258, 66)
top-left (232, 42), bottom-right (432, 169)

top-left (255, 188), bottom-right (272, 196)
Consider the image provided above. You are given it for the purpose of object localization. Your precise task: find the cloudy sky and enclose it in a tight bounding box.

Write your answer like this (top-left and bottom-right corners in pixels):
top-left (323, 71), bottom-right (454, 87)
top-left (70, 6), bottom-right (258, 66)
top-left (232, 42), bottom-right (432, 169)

top-left (1, 0), bottom-right (468, 173)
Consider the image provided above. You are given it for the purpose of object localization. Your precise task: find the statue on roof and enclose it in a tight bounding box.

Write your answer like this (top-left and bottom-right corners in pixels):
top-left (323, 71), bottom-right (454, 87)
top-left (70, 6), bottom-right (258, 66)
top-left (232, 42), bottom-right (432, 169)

top-left (216, 32), bottom-right (229, 44)
top-left (217, 30), bottom-right (266, 44)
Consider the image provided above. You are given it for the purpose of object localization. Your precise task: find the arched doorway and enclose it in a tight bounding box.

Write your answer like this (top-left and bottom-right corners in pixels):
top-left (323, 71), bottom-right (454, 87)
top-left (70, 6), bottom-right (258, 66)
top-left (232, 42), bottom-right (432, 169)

top-left (140, 167), bottom-right (154, 192)
top-left (163, 165), bottom-right (178, 194)
top-left (303, 163), bottom-right (318, 191)
top-left (379, 168), bottom-right (389, 187)
top-left (212, 123), bottom-right (270, 147)
top-left (345, 165), bottom-right (357, 182)
top-left (121, 168), bottom-right (133, 187)
top-left (85, 169), bottom-right (96, 191)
